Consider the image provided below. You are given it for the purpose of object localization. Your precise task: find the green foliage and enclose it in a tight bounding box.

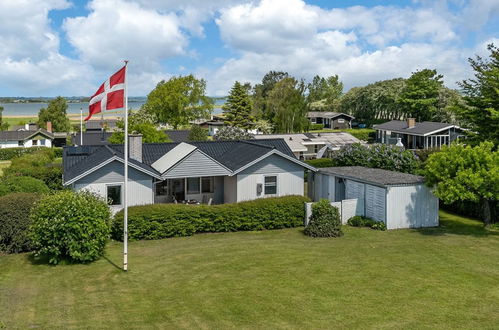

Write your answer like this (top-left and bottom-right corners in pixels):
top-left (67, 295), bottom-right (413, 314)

top-left (188, 125), bottom-right (208, 141)
top-left (413, 147), bottom-right (441, 164)
top-left (399, 69), bottom-right (444, 121)
top-left (0, 106), bottom-right (8, 131)
top-left (331, 143), bottom-right (420, 174)
top-left (0, 146), bottom-right (62, 161)
top-left (222, 81), bottom-right (254, 129)
top-left (424, 142), bottom-right (499, 224)
top-left (0, 193), bottom-right (41, 253)
top-left (347, 216), bottom-right (387, 230)
top-left (30, 190), bottom-right (111, 264)
top-left (112, 195), bottom-right (309, 241)
top-left (253, 119), bottom-right (273, 134)
top-left (252, 71), bottom-right (289, 120)
top-left (37, 96), bottom-right (71, 132)
top-left (109, 123), bottom-right (169, 144)
top-left (213, 126), bottom-right (254, 141)
top-left (307, 75), bottom-right (343, 104)
top-left (143, 75), bottom-right (213, 128)
top-left (266, 77), bottom-right (309, 133)
top-left (309, 123), bottom-right (324, 130)
top-left (305, 158), bottom-right (334, 168)
top-left (458, 44), bottom-right (499, 145)
top-left (0, 176), bottom-right (49, 197)
top-left (4, 149), bottom-right (63, 190)
top-left (304, 199), bottom-right (343, 237)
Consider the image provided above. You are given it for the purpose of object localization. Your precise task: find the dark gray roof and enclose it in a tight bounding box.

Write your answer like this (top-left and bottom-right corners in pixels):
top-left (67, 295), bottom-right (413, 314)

top-left (318, 166), bottom-right (424, 186)
top-left (63, 138), bottom-right (302, 184)
top-left (0, 129), bottom-right (54, 142)
top-left (85, 119), bottom-right (118, 130)
top-left (71, 132), bottom-right (112, 146)
top-left (165, 130), bottom-right (190, 142)
top-left (374, 120), bottom-right (455, 135)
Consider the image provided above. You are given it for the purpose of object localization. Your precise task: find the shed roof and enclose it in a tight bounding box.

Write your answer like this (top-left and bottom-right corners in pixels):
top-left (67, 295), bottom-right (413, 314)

top-left (318, 166), bottom-right (425, 186)
top-left (374, 120), bottom-right (455, 136)
top-left (307, 112), bottom-right (354, 119)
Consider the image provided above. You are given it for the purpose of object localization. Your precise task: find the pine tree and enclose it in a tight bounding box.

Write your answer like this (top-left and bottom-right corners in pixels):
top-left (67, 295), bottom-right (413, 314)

top-left (222, 81), bottom-right (254, 129)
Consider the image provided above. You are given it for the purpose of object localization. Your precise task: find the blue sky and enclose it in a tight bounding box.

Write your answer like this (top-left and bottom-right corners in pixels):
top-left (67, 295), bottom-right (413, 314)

top-left (0, 0), bottom-right (498, 97)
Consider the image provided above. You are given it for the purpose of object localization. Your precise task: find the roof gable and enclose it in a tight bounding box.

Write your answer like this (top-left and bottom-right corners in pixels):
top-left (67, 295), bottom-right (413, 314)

top-left (151, 142), bottom-right (197, 174)
top-left (162, 149), bottom-right (231, 178)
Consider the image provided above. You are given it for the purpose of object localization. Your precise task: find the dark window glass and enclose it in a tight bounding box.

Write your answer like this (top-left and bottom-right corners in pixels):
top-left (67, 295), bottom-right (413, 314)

top-left (187, 177), bottom-right (200, 194)
top-left (201, 177), bottom-right (213, 193)
top-left (264, 176), bottom-right (277, 195)
top-left (107, 185), bottom-right (122, 205)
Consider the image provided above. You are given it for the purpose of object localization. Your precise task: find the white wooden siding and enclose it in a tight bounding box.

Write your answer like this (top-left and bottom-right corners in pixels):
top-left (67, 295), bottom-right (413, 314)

top-left (346, 180), bottom-right (365, 200)
top-left (236, 171), bottom-right (304, 202)
top-left (162, 149), bottom-right (230, 178)
top-left (238, 154), bottom-right (304, 175)
top-left (223, 175), bottom-right (237, 204)
top-left (364, 184), bottom-right (386, 223)
top-left (386, 184), bottom-right (439, 229)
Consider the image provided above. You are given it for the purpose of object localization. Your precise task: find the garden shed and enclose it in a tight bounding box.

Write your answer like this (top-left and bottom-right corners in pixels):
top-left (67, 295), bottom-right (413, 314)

top-left (308, 166), bottom-right (439, 229)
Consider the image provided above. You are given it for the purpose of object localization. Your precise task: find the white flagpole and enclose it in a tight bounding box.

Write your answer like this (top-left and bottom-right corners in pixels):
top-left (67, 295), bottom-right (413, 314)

top-left (80, 107), bottom-right (83, 145)
top-left (123, 60), bottom-right (129, 272)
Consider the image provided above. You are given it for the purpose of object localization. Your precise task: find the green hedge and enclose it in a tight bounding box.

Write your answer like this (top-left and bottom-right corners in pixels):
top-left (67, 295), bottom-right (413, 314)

top-left (305, 158), bottom-right (334, 168)
top-left (112, 195), bottom-right (309, 241)
top-left (0, 147), bottom-right (62, 161)
top-left (0, 176), bottom-right (50, 197)
top-left (309, 123), bottom-right (324, 130)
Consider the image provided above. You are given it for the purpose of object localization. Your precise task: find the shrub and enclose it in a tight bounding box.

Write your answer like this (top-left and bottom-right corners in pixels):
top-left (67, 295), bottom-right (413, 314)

top-left (30, 190), bottom-right (111, 264)
top-left (112, 195), bottom-right (309, 241)
top-left (188, 125), bottom-right (209, 141)
top-left (0, 147), bottom-right (62, 161)
top-left (331, 143), bottom-right (420, 174)
top-left (305, 158), bottom-right (334, 168)
top-left (347, 215), bottom-right (386, 231)
top-left (213, 126), bottom-right (254, 141)
top-left (0, 193), bottom-right (41, 253)
top-left (0, 176), bottom-right (50, 197)
top-left (309, 123), bottom-right (324, 131)
top-left (304, 199), bottom-right (343, 237)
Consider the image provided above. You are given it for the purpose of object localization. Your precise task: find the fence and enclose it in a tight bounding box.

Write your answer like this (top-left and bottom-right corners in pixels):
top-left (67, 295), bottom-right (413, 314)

top-left (305, 198), bottom-right (364, 226)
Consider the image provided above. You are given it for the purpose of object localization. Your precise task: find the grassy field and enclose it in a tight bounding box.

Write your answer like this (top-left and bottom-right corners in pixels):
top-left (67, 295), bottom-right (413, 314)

top-left (0, 161), bottom-right (11, 176)
top-left (1, 210), bottom-right (499, 329)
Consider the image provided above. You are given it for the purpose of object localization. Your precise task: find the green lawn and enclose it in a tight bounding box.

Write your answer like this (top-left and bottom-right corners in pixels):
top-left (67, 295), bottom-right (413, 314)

top-left (1, 211), bottom-right (499, 329)
top-left (0, 161), bottom-right (11, 176)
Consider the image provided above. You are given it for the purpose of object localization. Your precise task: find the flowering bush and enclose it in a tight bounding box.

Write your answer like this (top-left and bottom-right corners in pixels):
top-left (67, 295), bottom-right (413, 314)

top-left (331, 143), bottom-right (420, 174)
top-left (213, 126), bottom-right (254, 141)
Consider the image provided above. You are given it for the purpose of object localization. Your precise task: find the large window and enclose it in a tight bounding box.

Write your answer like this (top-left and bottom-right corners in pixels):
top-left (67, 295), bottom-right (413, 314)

top-left (264, 176), bottom-right (277, 195)
top-left (107, 185), bottom-right (122, 205)
top-left (201, 177), bottom-right (214, 193)
top-left (32, 140), bottom-right (38, 146)
top-left (187, 177), bottom-right (200, 194)
top-left (18, 141), bottom-right (23, 146)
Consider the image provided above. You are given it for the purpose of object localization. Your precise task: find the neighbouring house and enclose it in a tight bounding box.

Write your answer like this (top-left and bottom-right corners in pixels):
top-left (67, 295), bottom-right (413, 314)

top-left (71, 131), bottom-right (113, 146)
top-left (85, 119), bottom-right (119, 132)
top-left (374, 118), bottom-right (465, 149)
top-left (11, 123), bottom-right (39, 131)
top-left (197, 119), bottom-right (226, 136)
top-left (307, 112), bottom-right (354, 129)
top-left (63, 137), bottom-right (316, 212)
top-left (308, 166), bottom-right (439, 229)
top-left (254, 132), bottom-right (362, 160)
top-left (0, 122), bottom-right (54, 148)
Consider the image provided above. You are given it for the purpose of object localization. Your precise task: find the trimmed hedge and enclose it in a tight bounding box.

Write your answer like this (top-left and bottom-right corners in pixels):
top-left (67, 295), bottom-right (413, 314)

top-left (347, 215), bottom-right (387, 231)
top-left (0, 176), bottom-right (50, 197)
top-left (309, 123), bottom-right (324, 131)
top-left (304, 199), bottom-right (343, 237)
top-left (112, 195), bottom-right (309, 241)
top-left (0, 147), bottom-right (62, 161)
top-left (305, 158), bottom-right (334, 168)
top-left (0, 193), bottom-right (41, 254)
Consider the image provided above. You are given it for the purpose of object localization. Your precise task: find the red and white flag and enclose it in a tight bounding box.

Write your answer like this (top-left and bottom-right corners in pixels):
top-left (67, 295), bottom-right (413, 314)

top-left (85, 65), bottom-right (126, 121)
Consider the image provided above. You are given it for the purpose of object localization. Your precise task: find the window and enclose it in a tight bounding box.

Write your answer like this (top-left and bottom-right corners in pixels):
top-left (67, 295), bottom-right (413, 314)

top-left (18, 141), bottom-right (23, 147)
top-left (40, 139), bottom-right (46, 146)
top-left (201, 177), bottom-right (214, 193)
top-left (264, 176), bottom-right (277, 195)
top-left (32, 140), bottom-right (38, 146)
top-left (155, 180), bottom-right (168, 195)
top-left (337, 119), bottom-right (345, 123)
top-left (187, 177), bottom-right (200, 194)
top-left (107, 185), bottom-right (122, 205)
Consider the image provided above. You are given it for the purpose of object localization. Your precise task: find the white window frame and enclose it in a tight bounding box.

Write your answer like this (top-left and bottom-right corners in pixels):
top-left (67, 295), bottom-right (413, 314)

top-left (337, 118), bottom-right (345, 123)
top-left (106, 183), bottom-right (123, 206)
top-left (264, 175), bottom-right (278, 195)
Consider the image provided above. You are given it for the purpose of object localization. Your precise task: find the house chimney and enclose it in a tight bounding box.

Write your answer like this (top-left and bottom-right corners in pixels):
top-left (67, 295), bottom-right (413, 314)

top-left (407, 118), bottom-right (416, 128)
top-left (46, 121), bottom-right (52, 133)
top-left (129, 134), bottom-right (143, 162)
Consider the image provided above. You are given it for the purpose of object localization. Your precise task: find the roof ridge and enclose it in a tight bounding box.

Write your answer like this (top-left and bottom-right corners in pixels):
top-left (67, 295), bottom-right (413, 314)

top-left (240, 140), bottom-right (275, 149)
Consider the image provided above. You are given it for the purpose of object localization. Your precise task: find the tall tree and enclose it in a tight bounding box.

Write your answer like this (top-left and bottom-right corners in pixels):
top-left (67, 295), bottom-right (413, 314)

top-left (0, 106), bottom-right (8, 130)
top-left (37, 96), bottom-right (71, 132)
top-left (109, 110), bottom-right (170, 144)
top-left (188, 125), bottom-right (208, 141)
top-left (252, 71), bottom-right (289, 120)
top-left (222, 81), bottom-right (254, 129)
top-left (307, 75), bottom-right (343, 104)
top-left (399, 69), bottom-right (444, 121)
top-left (458, 44), bottom-right (499, 145)
top-left (424, 142), bottom-right (498, 225)
top-left (266, 77), bottom-right (308, 133)
top-left (143, 75), bottom-right (213, 129)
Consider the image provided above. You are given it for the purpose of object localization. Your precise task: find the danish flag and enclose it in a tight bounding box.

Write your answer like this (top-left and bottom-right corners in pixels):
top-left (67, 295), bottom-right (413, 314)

top-left (85, 65), bottom-right (127, 121)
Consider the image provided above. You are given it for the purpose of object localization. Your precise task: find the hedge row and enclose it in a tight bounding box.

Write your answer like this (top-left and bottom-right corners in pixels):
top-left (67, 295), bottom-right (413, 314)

top-left (0, 147), bottom-right (62, 161)
top-left (305, 158), bottom-right (334, 168)
top-left (112, 195), bottom-right (309, 241)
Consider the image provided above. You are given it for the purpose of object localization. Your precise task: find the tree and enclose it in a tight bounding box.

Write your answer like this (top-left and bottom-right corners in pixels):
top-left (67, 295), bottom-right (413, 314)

top-left (37, 96), bottom-right (71, 132)
top-left (424, 142), bottom-right (498, 225)
top-left (304, 199), bottom-right (343, 238)
top-left (213, 126), bottom-right (254, 141)
top-left (143, 75), bottom-right (213, 129)
top-left (188, 125), bottom-right (208, 141)
top-left (109, 111), bottom-right (170, 144)
top-left (266, 77), bottom-right (308, 133)
top-left (222, 81), bottom-right (254, 129)
top-left (458, 44), bottom-right (499, 145)
top-left (399, 69), bottom-right (444, 122)
top-left (0, 106), bottom-right (8, 130)
top-left (253, 119), bottom-right (273, 134)
top-left (252, 71), bottom-right (289, 120)
top-left (307, 75), bottom-right (343, 104)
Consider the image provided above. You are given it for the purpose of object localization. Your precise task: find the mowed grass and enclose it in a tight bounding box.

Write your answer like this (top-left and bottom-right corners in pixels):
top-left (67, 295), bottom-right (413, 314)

top-left (0, 160), bottom-right (11, 176)
top-left (1, 210), bottom-right (499, 329)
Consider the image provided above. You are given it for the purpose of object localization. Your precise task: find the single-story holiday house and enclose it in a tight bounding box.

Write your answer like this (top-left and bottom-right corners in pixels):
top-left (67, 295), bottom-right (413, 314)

top-left (308, 166), bottom-right (439, 229)
top-left (63, 137), bottom-right (316, 212)
top-left (0, 126), bottom-right (54, 148)
top-left (374, 118), bottom-right (466, 149)
top-left (255, 132), bottom-right (362, 159)
top-left (307, 112), bottom-right (354, 129)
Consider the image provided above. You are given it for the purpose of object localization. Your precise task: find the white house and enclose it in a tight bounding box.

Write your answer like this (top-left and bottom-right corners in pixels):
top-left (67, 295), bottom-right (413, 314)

top-left (0, 128), bottom-right (54, 148)
top-left (308, 166), bottom-right (439, 229)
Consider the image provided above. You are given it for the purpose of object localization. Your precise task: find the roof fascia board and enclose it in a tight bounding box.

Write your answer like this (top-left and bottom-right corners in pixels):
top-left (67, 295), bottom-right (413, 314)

top-left (64, 156), bottom-right (117, 186)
